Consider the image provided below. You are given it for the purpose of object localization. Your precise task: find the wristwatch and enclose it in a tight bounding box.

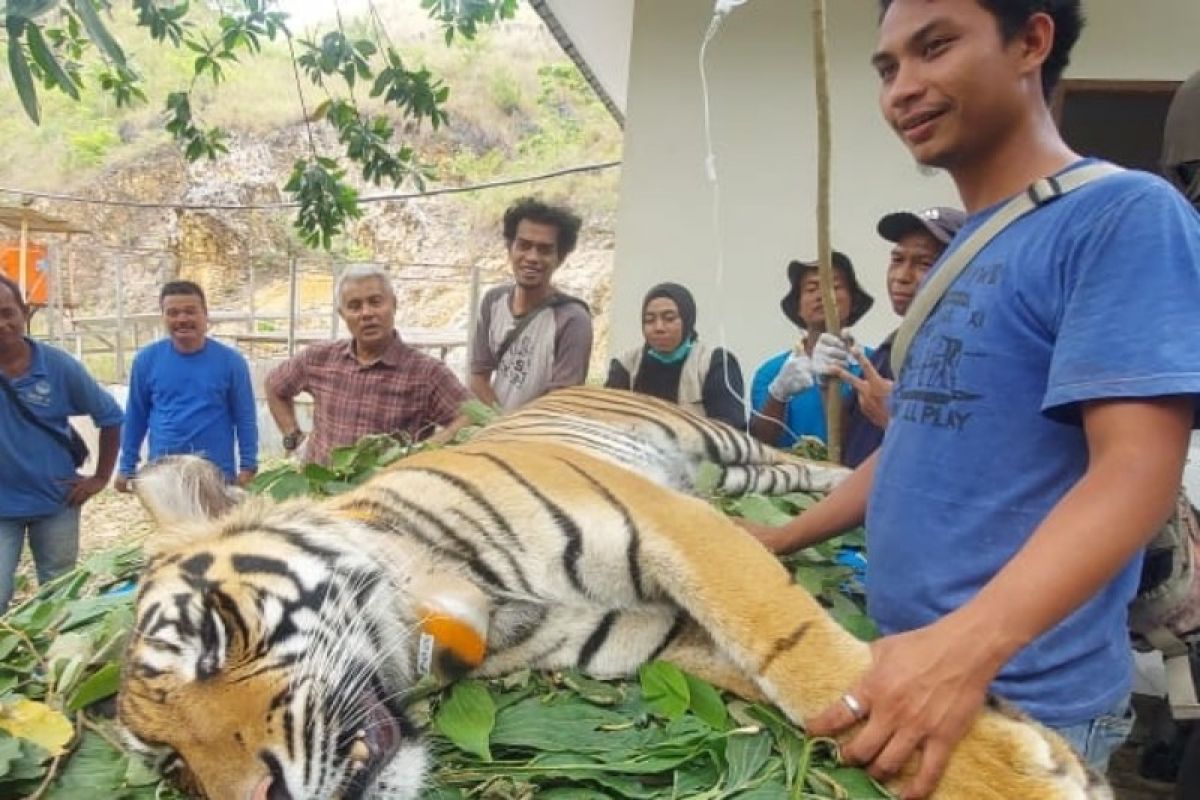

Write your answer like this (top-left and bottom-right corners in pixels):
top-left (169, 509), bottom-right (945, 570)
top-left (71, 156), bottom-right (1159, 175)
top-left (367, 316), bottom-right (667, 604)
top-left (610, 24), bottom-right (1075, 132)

top-left (282, 429), bottom-right (305, 451)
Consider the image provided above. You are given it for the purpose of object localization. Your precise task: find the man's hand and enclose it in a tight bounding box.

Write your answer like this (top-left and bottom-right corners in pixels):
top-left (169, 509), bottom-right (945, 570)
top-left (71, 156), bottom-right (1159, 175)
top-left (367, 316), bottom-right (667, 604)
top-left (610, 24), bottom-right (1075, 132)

top-left (736, 518), bottom-right (801, 555)
top-left (236, 469), bottom-right (257, 487)
top-left (114, 475), bottom-right (133, 494)
top-left (64, 474), bottom-right (109, 506)
top-left (806, 616), bottom-right (1001, 799)
top-left (812, 332), bottom-right (853, 379)
top-left (768, 350), bottom-right (816, 402)
top-left (834, 348), bottom-right (894, 428)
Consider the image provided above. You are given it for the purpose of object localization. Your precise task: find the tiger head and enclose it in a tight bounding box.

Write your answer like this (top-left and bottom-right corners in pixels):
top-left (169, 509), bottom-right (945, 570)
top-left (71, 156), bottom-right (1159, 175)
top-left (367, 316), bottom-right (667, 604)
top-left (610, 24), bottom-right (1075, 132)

top-left (118, 456), bottom-right (486, 800)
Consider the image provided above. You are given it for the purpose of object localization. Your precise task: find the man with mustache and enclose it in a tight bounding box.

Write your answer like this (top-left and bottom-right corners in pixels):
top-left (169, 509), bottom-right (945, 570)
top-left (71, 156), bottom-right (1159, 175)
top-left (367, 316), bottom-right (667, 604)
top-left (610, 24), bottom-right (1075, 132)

top-left (470, 197), bottom-right (593, 411)
top-left (748, 2), bottom-right (1200, 796)
top-left (266, 264), bottom-right (471, 464)
top-left (838, 206), bottom-right (965, 466)
top-left (116, 280), bottom-right (257, 491)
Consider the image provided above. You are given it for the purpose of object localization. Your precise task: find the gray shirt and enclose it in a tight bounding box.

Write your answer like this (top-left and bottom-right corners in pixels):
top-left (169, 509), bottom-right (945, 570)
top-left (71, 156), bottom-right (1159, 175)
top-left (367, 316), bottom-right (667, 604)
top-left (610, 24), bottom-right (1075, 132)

top-left (470, 285), bottom-right (592, 410)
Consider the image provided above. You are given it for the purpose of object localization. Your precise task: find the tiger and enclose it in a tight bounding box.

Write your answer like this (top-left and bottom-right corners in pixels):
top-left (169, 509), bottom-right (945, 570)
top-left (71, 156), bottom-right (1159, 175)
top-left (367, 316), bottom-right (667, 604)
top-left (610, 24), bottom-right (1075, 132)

top-left (118, 387), bottom-right (1110, 800)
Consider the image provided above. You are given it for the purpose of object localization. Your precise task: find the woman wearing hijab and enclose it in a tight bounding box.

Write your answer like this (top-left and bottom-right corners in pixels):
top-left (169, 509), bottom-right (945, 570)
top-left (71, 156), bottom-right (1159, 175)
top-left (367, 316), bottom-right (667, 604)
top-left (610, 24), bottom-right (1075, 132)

top-left (605, 282), bottom-right (745, 428)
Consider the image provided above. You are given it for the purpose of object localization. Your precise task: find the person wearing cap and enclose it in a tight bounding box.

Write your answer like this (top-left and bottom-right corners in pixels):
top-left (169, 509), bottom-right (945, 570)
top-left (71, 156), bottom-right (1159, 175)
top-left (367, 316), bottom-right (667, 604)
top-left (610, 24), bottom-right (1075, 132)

top-left (1163, 69), bottom-right (1200, 212)
top-left (748, 252), bottom-right (874, 450)
top-left (835, 206), bottom-right (966, 467)
top-left (606, 282), bottom-right (745, 428)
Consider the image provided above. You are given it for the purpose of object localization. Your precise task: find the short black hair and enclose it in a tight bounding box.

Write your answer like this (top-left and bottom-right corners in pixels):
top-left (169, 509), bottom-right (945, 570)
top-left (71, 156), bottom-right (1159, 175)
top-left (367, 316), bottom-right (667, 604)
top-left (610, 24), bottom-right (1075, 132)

top-left (0, 274), bottom-right (29, 317)
top-left (878, 0), bottom-right (1084, 100)
top-left (502, 197), bottom-right (583, 258)
top-left (160, 280), bottom-right (207, 310)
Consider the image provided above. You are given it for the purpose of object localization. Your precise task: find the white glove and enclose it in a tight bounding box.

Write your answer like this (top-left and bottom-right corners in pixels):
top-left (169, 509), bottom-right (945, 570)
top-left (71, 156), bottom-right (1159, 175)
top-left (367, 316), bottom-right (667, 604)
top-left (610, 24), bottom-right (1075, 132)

top-left (812, 332), bottom-right (853, 378)
top-left (768, 351), bottom-right (816, 402)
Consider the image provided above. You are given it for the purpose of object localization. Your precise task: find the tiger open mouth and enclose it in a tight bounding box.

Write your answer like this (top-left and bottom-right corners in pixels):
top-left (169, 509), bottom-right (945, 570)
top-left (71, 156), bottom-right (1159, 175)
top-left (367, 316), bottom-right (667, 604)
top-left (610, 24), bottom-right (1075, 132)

top-left (341, 680), bottom-right (408, 800)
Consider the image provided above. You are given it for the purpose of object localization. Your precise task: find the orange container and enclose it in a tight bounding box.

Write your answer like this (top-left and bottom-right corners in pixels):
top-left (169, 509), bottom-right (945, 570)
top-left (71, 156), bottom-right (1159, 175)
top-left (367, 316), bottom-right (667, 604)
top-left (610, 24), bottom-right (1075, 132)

top-left (1, 241), bottom-right (50, 305)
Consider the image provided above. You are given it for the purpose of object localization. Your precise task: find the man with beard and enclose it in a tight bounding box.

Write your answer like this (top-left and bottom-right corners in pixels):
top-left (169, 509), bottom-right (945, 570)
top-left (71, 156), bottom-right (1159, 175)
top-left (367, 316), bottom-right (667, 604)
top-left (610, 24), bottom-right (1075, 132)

top-left (116, 280), bottom-right (258, 490)
top-left (470, 197), bottom-right (592, 411)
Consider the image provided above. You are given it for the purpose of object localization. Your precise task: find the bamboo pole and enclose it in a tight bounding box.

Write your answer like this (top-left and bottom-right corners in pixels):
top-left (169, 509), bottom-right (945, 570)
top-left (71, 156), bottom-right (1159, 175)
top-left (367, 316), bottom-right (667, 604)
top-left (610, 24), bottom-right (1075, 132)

top-left (808, 0), bottom-right (842, 464)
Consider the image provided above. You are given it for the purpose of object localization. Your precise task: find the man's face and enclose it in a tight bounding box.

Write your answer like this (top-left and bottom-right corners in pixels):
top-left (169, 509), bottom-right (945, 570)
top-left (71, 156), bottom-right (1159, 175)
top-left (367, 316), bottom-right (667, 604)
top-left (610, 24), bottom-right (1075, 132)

top-left (0, 284), bottom-right (28, 349)
top-left (887, 230), bottom-right (943, 316)
top-left (507, 220), bottom-right (563, 291)
top-left (161, 293), bottom-right (208, 353)
top-left (642, 297), bottom-right (685, 354)
top-left (339, 277), bottom-right (396, 350)
top-left (798, 269), bottom-right (852, 331)
top-left (873, 0), bottom-right (1033, 169)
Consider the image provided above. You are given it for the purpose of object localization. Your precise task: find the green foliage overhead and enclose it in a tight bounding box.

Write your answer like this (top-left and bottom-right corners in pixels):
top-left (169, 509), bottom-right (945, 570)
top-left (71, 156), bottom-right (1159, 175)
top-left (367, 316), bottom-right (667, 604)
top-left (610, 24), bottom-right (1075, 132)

top-left (1, 0), bottom-right (518, 249)
top-left (0, 424), bottom-right (882, 798)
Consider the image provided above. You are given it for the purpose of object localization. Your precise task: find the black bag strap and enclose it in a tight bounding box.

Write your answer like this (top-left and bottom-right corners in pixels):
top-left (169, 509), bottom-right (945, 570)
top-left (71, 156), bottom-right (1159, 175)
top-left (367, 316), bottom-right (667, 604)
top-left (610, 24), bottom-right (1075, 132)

top-left (890, 162), bottom-right (1125, 376)
top-left (494, 292), bottom-right (587, 367)
top-left (0, 372), bottom-right (77, 455)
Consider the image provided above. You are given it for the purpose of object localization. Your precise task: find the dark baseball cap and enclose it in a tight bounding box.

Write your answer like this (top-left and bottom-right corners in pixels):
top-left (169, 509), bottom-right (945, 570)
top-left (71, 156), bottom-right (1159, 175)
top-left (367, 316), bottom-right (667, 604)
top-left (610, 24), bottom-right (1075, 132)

top-left (779, 250), bottom-right (874, 329)
top-left (877, 206), bottom-right (966, 245)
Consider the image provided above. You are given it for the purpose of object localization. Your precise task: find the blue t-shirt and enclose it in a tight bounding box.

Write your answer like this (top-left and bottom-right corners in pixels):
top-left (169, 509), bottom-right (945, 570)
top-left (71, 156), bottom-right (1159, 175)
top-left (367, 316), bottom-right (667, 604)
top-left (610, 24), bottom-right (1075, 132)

top-left (750, 348), bottom-right (870, 447)
top-left (119, 337), bottom-right (258, 480)
top-left (0, 340), bottom-right (124, 518)
top-left (868, 163), bottom-right (1200, 726)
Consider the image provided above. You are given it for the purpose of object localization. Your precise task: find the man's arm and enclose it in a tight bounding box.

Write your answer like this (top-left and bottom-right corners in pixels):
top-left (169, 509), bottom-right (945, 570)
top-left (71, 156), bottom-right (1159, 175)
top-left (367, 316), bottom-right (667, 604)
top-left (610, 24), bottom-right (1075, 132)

top-left (469, 371), bottom-right (500, 407)
top-left (67, 424), bottom-right (120, 506)
top-left (741, 451), bottom-right (877, 552)
top-left (546, 306), bottom-right (592, 391)
top-left (115, 357), bottom-right (150, 490)
top-left (230, 355), bottom-right (259, 485)
top-left (748, 395), bottom-right (790, 444)
top-left (264, 354), bottom-right (308, 450)
top-left (809, 396), bottom-right (1192, 799)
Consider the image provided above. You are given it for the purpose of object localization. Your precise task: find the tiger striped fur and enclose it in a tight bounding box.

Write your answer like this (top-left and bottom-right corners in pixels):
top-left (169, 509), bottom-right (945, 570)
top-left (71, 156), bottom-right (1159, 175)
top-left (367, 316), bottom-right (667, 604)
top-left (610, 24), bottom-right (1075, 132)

top-left (473, 386), bottom-right (850, 495)
top-left (118, 390), bottom-right (1110, 800)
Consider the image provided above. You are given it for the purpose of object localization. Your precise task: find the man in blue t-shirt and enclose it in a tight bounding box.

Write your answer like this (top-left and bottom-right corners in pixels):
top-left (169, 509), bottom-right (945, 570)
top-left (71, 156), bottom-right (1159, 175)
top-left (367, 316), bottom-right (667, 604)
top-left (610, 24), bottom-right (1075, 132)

top-left (748, 252), bottom-right (874, 450)
top-left (745, 1), bottom-right (1200, 795)
top-left (0, 275), bottom-right (123, 611)
top-left (115, 281), bottom-right (258, 490)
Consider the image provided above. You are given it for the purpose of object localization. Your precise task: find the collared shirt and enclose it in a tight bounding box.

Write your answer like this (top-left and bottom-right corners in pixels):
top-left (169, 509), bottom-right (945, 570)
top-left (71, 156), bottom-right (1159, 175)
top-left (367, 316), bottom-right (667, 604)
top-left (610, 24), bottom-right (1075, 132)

top-left (1, 339), bottom-right (124, 517)
top-left (266, 332), bottom-right (469, 464)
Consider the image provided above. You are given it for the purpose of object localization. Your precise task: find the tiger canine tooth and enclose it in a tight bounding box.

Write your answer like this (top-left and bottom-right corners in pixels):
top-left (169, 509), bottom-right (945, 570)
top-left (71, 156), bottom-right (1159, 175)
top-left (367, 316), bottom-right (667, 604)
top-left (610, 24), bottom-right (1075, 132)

top-left (349, 739), bottom-right (371, 764)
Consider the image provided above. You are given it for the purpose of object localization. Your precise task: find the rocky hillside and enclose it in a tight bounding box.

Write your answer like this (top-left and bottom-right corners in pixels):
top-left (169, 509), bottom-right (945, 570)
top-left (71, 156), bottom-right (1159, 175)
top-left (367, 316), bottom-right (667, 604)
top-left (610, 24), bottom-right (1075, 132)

top-left (2, 3), bottom-right (621, 379)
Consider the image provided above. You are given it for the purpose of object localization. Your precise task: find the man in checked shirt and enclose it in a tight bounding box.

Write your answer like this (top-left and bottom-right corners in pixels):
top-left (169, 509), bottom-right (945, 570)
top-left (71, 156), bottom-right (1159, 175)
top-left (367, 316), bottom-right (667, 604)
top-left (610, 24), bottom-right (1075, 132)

top-left (265, 264), bottom-right (472, 464)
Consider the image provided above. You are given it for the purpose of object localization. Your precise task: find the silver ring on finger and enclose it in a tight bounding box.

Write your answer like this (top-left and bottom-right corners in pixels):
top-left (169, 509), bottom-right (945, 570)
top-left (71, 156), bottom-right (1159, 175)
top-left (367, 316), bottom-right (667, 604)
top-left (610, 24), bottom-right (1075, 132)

top-left (841, 692), bottom-right (867, 721)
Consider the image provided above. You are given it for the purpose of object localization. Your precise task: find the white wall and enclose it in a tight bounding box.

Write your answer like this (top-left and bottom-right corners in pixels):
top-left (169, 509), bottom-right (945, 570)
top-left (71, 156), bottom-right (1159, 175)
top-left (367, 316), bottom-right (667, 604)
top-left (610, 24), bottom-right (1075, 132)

top-left (611, 0), bottom-right (1200, 376)
top-left (543, 0), bottom-right (634, 113)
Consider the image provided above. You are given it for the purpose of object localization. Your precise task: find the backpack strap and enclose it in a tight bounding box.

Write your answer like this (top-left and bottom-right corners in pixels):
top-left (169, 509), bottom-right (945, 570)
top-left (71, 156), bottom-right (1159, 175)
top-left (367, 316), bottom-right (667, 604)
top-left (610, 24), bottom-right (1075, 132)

top-left (494, 291), bottom-right (588, 368)
top-left (890, 162), bottom-right (1125, 376)
top-left (0, 372), bottom-right (76, 454)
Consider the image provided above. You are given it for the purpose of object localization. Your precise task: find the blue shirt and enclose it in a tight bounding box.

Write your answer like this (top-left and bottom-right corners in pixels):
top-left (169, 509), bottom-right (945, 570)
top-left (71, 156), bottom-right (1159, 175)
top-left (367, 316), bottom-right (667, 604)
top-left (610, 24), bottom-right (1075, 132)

top-left (120, 337), bottom-right (258, 480)
top-left (750, 348), bottom-right (870, 447)
top-left (869, 163), bottom-right (1200, 726)
top-left (0, 340), bottom-right (124, 518)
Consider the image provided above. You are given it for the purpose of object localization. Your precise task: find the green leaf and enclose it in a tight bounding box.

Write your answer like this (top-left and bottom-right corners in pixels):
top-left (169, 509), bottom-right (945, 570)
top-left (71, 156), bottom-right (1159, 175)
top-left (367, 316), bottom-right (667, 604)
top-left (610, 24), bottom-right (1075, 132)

top-left (66, 663), bottom-right (120, 712)
top-left (266, 472), bottom-right (310, 500)
top-left (434, 680), bottom-right (495, 761)
top-left (6, 20), bottom-right (40, 123)
top-left (25, 22), bottom-right (80, 99)
top-left (824, 766), bottom-right (890, 798)
top-left (684, 673), bottom-right (727, 730)
top-left (724, 729), bottom-right (773, 792)
top-left (638, 661), bottom-right (689, 720)
top-left (71, 0), bottom-right (127, 67)
top-left (730, 495), bottom-right (793, 526)
top-left (560, 670), bottom-right (623, 706)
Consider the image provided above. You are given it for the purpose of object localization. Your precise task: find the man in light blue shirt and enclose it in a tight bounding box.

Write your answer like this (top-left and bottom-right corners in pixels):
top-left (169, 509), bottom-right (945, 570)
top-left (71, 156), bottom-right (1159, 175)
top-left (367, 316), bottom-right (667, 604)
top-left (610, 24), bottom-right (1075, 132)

top-left (116, 281), bottom-right (258, 489)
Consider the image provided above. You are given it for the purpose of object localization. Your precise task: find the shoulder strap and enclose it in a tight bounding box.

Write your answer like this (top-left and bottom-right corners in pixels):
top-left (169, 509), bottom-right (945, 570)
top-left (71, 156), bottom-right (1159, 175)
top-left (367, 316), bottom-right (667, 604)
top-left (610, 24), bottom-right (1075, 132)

top-left (890, 162), bottom-right (1125, 376)
top-left (0, 373), bottom-right (75, 452)
top-left (494, 292), bottom-right (585, 367)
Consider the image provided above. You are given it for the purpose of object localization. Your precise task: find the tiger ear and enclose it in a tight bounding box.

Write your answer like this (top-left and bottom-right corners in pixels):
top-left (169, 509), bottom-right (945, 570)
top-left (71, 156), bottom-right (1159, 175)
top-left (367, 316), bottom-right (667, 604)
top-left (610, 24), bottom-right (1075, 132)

top-left (411, 573), bottom-right (491, 680)
top-left (134, 455), bottom-right (244, 531)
